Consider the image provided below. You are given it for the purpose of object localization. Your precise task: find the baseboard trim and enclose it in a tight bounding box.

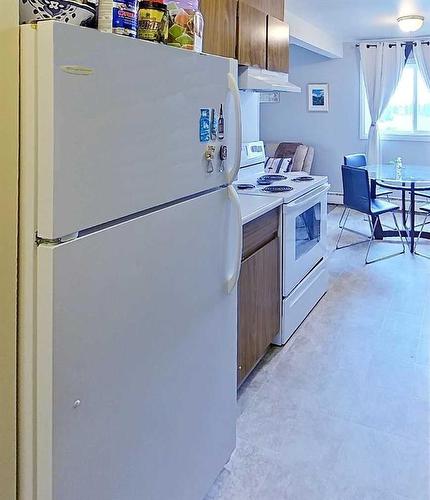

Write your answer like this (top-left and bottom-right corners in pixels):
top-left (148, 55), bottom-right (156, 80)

top-left (328, 192), bottom-right (343, 205)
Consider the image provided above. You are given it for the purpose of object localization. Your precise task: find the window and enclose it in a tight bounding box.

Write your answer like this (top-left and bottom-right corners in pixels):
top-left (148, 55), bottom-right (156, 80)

top-left (360, 56), bottom-right (430, 141)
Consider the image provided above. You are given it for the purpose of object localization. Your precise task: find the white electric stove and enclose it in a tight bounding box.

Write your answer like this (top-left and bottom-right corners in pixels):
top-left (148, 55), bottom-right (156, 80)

top-left (235, 141), bottom-right (330, 345)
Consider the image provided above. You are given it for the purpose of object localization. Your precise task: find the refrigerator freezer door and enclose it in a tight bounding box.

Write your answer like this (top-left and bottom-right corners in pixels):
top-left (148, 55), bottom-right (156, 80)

top-left (35, 188), bottom-right (238, 500)
top-left (22, 22), bottom-right (240, 239)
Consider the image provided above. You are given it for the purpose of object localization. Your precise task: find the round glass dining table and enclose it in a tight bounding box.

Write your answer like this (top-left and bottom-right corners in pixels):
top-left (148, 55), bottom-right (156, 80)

top-left (365, 164), bottom-right (430, 253)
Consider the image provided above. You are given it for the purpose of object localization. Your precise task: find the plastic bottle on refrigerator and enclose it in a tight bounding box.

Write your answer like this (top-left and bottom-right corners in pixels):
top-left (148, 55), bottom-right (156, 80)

top-left (98, 0), bottom-right (138, 37)
top-left (166, 0), bottom-right (204, 52)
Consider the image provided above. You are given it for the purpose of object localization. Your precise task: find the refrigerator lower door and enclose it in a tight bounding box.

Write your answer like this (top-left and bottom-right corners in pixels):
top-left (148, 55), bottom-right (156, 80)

top-left (21, 22), bottom-right (241, 240)
top-left (35, 189), bottom-right (238, 500)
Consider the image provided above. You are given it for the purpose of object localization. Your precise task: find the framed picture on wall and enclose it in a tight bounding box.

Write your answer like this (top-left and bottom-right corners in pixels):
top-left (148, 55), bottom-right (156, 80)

top-left (308, 84), bottom-right (329, 112)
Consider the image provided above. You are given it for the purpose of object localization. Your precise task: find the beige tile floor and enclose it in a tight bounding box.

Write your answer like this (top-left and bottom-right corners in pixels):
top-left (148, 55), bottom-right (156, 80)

top-left (206, 206), bottom-right (430, 500)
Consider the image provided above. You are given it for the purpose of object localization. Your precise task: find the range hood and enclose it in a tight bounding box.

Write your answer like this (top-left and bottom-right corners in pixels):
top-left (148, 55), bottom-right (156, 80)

top-left (238, 66), bottom-right (301, 93)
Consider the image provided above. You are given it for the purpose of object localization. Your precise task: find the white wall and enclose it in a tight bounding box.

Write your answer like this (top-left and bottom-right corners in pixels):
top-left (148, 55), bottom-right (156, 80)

top-left (288, 11), bottom-right (343, 59)
top-left (261, 43), bottom-right (430, 193)
top-left (240, 91), bottom-right (260, 143)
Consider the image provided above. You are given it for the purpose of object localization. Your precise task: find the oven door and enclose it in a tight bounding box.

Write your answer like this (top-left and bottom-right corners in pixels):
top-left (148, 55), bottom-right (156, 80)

top-left (283, 184), bottom-right (329, 296)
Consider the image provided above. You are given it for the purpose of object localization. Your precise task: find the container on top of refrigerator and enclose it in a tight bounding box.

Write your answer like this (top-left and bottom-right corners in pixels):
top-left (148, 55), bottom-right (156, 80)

top-left (98, 0), bottom-right (138, 37)
top-left (137, 1), bottom-right (168, 42)
top-left (20, 0), bottom-right (98, 27)
top-left (166, 1), bottom-right (204, 52)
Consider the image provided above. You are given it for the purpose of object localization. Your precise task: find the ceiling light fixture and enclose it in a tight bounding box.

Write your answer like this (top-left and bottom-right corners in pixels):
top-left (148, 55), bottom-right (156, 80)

top-left (397, 15), bottom-right (425, 32)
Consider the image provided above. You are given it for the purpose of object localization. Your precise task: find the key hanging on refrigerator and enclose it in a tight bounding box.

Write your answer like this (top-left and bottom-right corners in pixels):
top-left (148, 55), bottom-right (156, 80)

top-left (204, 145), bottom-right (216, 173)
top-left (219, 145), bottom-right (228, 173)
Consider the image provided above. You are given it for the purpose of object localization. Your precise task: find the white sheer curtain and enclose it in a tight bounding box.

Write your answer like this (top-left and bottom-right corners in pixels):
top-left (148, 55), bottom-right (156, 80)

top-left (414, 42), bottom-right (430, 89)
top-left (359, 42), bottom-right (405, 164)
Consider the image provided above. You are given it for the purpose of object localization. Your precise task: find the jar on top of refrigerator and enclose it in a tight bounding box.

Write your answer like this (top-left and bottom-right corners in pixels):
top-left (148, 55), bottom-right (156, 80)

top-left (137, 1), bottom-right (168, 43)
top-left (166, 0), bottom-right (204, 52)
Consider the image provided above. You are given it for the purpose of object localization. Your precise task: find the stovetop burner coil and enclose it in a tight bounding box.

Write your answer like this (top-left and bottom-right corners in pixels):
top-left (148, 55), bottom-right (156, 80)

top-left (262, 186), bottom-right (294, 193)
top-left (257, 174), bottom-right (288, 183)
top-left (291, 176), bottom-right (314, 182)
top-left (257, 179), bottom-right (273, 185)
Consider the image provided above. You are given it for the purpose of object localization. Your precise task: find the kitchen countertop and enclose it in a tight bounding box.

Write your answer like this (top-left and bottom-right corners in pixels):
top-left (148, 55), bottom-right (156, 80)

top-left (239, 194), bottom-right (283, 225)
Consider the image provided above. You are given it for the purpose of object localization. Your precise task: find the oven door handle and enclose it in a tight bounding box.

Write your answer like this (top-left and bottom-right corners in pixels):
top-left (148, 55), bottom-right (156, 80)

top-left (285, 184), bottom-right (330, 210)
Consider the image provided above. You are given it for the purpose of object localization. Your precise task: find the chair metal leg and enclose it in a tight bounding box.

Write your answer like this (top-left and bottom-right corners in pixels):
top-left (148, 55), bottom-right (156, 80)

top-left (415, 213), bottom-right (430, 259)
top-left (405, 200), bottom-right (424, 230)
top-left (336, 209), bottom-right (349, 249)
top-left (406, 202), bottom-right (430, 230)
top-left (338, 207), bottom-right (347, 228)
top-left (364, 216), bottom-right (377, 264)
top-left (378, 192), bottom-right (395, 231)
top-left (338, 206), bottom-right (372, 235)
top-left (391, 211), bottom-right (406, 252)
top-left (336, 209), bottom-right (371, 250)
top-left (365, 213), bottom-right (406, 265)
top-left (367, 215), bottom-right (374, 235)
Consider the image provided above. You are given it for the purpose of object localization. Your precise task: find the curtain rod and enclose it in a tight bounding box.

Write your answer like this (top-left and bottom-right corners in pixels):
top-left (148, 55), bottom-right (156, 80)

top-left (355, 41), bottom-right (430, 48)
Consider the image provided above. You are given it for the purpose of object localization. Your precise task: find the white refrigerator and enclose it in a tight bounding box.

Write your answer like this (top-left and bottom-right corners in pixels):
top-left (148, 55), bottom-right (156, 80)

top-left (19, 21), bottom-right (242, 500)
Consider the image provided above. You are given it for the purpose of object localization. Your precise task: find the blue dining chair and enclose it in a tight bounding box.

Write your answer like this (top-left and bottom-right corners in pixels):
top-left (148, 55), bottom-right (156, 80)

top-left (339, 154), bottom-right (392, 229)
top-left (415, 204), bottom-right (430, 258)
top-left (336, 165), bottom-right (405, 264)
top-left (343, 154), bottom-right (392, 200)
top-left (343, 153), bottom-right (367, 168)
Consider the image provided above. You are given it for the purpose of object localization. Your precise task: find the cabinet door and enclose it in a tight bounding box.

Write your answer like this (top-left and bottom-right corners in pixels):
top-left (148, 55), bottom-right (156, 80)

top-left (269, 0), bottom-right (284, 20)
top-left (200, 0), bottom-right (237, 58)
top-left (238, 236), bottom-right (280, 386)
top-left (244, 0), bottom-right (284, 20)
top-left (237, 1), bottom-right (267, 69)
top-left (267, 15), bottom-right (290, 73)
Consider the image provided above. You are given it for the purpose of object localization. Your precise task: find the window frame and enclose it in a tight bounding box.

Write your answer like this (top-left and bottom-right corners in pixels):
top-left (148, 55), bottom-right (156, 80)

top-left (359, 57), bottom-right (430, 143)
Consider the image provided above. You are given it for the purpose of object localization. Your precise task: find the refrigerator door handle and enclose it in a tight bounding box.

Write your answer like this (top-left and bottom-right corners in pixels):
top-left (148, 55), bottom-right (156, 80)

top-left (226, 73), bottom-right (242, 185)
top-left (227, 185), bottom-right (243, 294)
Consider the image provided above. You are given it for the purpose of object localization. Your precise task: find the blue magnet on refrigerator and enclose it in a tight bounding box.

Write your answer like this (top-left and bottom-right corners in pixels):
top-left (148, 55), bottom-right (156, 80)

top-left (200, 109), bottom-right (211, 143)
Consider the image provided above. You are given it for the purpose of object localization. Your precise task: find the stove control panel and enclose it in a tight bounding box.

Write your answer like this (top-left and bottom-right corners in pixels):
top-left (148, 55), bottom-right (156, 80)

top-left (240, 141), bottom-right (266, 168)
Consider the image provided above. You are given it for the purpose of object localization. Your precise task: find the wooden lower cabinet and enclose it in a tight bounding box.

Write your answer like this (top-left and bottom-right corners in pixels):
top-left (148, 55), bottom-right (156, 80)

top-left (237, 235), bottom-right (280, 386)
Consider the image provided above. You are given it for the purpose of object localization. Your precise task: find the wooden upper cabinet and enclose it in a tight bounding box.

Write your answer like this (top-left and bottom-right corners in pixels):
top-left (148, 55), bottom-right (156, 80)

top-left (242, 0), bottom-right (284, 20)
top-left (237, 1), bottom-right (267, 69)
top-left (200, 0), bottom-right (289, 73)
top-left (267, 15), bottom-right (290, 73)
top-left (200, 0), bottom-right (237, 58)
top-left (269, 0), bottom-right (284, 20)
